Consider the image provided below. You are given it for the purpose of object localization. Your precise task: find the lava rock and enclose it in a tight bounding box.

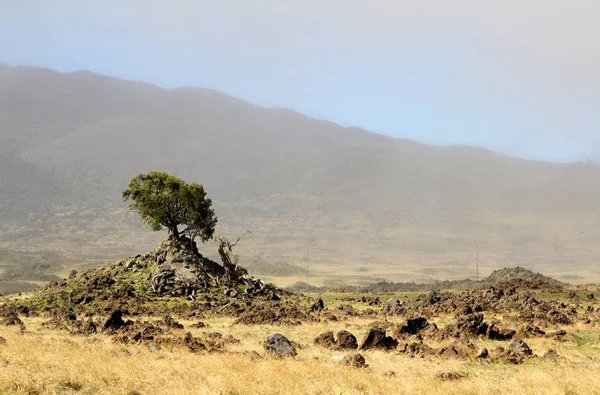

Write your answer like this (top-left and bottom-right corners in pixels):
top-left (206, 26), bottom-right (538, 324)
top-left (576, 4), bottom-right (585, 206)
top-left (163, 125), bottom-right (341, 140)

top-left (343, 353), bottom-right (368, 368)
top-left (359, 328), bottom-right (398, 351)
top-left (509, 340), bottom-right (532, 356)
top-left (336, 330), bottom-right (358, 350)
top-left (103, 310), bottom-right (126, 332)
top-left (310, 298), bottom-right (325, 312)
top-left (264, 333), bottom-right (297, 358)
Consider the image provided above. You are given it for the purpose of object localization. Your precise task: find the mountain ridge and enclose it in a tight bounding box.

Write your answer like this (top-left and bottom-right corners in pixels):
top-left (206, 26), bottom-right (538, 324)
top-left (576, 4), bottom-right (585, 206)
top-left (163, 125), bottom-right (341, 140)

top-left (0, 62), bottom-right (583, 163)
top-left (1, 63), bottom-right (600, 286)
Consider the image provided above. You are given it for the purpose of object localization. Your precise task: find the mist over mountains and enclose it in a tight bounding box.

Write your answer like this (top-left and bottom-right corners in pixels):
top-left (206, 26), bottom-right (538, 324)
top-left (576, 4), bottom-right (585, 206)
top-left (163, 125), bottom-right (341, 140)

top-left (2, 64), bottom-right (600, 283)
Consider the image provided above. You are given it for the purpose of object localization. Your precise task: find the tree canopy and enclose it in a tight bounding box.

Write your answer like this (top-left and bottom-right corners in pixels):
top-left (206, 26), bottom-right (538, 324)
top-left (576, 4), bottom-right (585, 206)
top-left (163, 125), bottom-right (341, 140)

top-left (122, 172), bottom-right (217, 242)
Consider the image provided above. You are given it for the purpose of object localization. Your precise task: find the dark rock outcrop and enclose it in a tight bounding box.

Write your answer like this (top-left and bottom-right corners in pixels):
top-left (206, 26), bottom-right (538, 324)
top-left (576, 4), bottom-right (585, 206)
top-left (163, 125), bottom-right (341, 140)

top-left (359, 328), bottom-right (398, 351)
top-left (264, 333), bottom-right (297, 358)
top-left (314, 330), bottom-right (358, 350)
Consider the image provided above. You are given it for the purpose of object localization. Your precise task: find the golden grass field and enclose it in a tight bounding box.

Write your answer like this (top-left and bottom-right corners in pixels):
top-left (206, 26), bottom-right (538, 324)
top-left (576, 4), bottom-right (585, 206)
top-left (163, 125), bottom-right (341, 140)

top-left (1, 298), bottom-right (600, 395)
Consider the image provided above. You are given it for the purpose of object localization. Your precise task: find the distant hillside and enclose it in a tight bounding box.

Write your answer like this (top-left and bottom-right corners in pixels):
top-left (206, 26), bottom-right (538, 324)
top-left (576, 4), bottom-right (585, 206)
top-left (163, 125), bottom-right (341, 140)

top-left (0, 151), bottom-right (72, 219)
top-left (2, 64), bottom-right (600, 285)
top-left (481, 267), bottom-right (564, 291)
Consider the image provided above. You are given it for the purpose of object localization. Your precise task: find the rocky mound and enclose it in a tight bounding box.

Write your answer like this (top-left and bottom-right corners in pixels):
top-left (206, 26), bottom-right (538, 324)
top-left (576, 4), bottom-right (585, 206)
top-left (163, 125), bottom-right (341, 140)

top-left (481, 267), bottom-right (564, 291)
top-left (16, 236), bottom-right (280, 316)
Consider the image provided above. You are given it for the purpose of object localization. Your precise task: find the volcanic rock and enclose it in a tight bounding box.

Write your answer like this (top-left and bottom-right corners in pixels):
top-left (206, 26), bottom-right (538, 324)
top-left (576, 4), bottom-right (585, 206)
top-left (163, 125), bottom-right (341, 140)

top-left (264, 333), bottom-right (297, 358)
top-left (359, 328), bottom-right (398, 351)
top-left (342, 353), bottom-right (368, 368)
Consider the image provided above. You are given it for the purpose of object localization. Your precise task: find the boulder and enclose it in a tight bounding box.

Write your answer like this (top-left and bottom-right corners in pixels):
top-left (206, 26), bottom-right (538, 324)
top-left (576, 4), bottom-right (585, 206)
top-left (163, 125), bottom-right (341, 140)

top-left (190, 321), bottom-right (206, 328)
top-left (310, 298), bottom-right (325, 312)
top-left (394, 317), bottom-right (430, 337)
top-left (476, 348), bottom-right (489, 359)
top-left (161, 315), bottom-right (184, 329)
top-left (81, 317), bottom-right (97, 335)
top-left (183, 332), bottom-right (207, 353)
top-left (342, 353), bottom-right (368, 368)
top-left (436, 341), bottom-right (475, 359)
top-left (509, 340), bottom-right (532, 356)
top-left (103, 310), bottom-right (126, 332)
top-left (264, 333), bottom-right (297, 358)
top-left (543, 349), bottom-right (561, 361)
top-left (337, 304), bottom-right (356, 316)
top-left (314, 330), bottom-right (358, 350)
top-left (314, 331), bottom-right (336, 348)
top-left (486, 323), bottom-right (516, 340)
top-left (548, 310), bottom-right (571, 325)
top-left (399, 342), bottom-right (435, 357)
top-left (359, 328), bottom-right (398, 351)
top-left (382, 298), bottom-right (406, 315)
top-left (336, 330), bottom-right (358, 350)
top-left (0, 312), bottom-right (24, 327)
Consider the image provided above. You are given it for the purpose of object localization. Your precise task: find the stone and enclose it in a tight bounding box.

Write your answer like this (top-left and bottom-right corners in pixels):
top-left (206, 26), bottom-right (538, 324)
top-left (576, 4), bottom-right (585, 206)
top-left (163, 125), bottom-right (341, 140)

top-left (543, 349), bottom-right (561, 361)
top-left (509, 340), bottom-right (532, 356)
top-left (314, 331), bottom-right (336, 348)
top-left (161, 315), bottom-right (184, 329)
top-left (342, 353), bottom-right (368, 368)
top-left (382, 298), bottom-right (406, 315)
top-left (336, 330), bottom-right (358, 350)
top-left (183, 332), bottom-right (206, 353)
top-left (0, 311), bottom-right (24, 327)
top-left (395, 317), bottom-right (430, 336)
top-left (264, 333), bottom-right (297, 358)
top-left (436, 371), bottom-right (466, 381)
top-left (244, 350), bottom-right (262, 360)
top-left (103, 310), bottom-right (126, 332)
top-left (190, 321), bottom-right (206, 328)
top-left (82, 317), bottom-right (97, 335)
top-left (310, 298), bottom-right (325, 312)
top-left (399, 342), bottom-right (435, 357)
top-left (548, 310), bottom-right (571, 325)
top-left (476, 348), bottom-right (489, 358)
top-left (359, 328), bottom-right (398, 351)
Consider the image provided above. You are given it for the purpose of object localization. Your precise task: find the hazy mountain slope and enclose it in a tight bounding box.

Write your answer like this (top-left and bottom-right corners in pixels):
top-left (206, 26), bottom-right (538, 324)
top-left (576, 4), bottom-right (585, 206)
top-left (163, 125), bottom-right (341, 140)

top-left (2, 63), bottom-right (600, 284)
top-left (0, 151), bottom-right (72, 218)
top-left (24, 110), bottom-right (600, 222)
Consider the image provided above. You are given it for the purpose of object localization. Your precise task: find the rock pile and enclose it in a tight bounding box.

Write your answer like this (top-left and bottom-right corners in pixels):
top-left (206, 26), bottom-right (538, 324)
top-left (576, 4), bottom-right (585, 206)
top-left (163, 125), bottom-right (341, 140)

top-left (481, 267), bottom-right (564, 292)
top-left (379, 287), bottom-right (580, 327)
top-left (234, 302), bottom-right (316, 326)
top-left (16, 236), bottom-right (281, 317)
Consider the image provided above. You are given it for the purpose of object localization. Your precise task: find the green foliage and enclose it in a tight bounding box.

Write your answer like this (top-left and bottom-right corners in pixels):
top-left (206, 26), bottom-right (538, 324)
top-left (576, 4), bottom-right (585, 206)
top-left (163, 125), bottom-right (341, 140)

top-left (122, 172), bottom-right (217, 241)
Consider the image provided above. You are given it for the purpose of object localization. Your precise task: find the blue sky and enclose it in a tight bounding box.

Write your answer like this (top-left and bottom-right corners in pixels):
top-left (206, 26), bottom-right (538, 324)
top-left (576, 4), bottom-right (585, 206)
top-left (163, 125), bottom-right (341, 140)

top-left (1, 0), bottom-right (598, 162)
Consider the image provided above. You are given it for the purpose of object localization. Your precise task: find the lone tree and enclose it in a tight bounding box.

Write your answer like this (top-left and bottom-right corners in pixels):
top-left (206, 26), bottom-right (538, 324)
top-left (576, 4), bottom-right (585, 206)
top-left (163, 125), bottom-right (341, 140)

top-left (122, 172), bottom-right (217, 242)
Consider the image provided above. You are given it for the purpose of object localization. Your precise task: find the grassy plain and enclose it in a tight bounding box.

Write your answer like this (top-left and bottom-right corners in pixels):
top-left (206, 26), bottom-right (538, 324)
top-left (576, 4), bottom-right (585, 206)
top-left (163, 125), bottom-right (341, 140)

top-left (4, 208), bottom-right (600, 291)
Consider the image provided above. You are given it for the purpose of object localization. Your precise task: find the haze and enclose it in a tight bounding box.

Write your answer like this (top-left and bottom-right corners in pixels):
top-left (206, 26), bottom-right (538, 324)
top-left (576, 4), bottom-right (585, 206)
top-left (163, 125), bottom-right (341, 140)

top-left (1, 0), bottom-right (598, 161)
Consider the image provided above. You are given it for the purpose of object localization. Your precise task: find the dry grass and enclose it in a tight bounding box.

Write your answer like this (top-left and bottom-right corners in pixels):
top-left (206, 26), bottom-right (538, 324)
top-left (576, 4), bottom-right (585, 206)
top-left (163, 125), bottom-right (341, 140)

top-left (1, 315), bottom-right (600, 395)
